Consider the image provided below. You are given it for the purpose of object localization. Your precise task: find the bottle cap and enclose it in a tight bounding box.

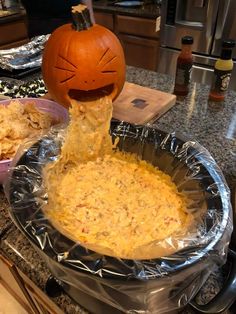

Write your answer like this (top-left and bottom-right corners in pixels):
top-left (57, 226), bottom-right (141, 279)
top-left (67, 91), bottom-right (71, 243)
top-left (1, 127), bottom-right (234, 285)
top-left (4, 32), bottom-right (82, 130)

top-left (222, 40), bottom-right (235, 49)
top-left (182, 36), bottom-right (194, 45)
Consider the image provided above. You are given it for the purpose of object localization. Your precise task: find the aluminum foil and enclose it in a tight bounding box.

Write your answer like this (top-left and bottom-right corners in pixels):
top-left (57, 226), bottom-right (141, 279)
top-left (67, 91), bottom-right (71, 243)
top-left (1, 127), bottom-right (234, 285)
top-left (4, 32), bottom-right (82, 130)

top-left (0, 35), bottom-right (50, 71)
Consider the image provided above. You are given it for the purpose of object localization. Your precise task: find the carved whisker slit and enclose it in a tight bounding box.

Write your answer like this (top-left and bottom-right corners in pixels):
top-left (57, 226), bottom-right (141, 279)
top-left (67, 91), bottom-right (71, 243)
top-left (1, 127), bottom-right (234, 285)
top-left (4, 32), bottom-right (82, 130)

top-left (101, 56), bottom-right (117, 68)
top-left (58, 55), bottom-right (78, 69)
top-left (60, 74), bottom-right (76, 84)
top-left (55, 66), bottom-right (75, 73)
top-left (98, 48), bottom-right (110, 65)
top-left (101, 70), bottom-right (117, 74)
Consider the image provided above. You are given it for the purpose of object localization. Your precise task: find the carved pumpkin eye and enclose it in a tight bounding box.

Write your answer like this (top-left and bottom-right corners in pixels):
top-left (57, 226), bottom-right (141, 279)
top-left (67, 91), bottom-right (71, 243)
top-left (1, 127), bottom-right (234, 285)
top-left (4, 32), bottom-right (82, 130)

top-left (98, 48), bottom-right (117, 75)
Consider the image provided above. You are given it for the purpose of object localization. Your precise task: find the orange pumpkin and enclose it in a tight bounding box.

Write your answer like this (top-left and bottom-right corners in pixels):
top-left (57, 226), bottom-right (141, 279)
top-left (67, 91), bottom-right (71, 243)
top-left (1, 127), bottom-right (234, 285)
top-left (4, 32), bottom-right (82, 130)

top-left (42, 5), bottom-right (126, 108)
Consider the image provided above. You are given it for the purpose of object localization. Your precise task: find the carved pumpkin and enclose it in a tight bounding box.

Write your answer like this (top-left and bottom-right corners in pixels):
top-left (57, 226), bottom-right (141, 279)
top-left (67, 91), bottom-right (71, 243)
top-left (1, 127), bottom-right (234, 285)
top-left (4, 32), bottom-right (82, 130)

top-left (42, 5), bottom-right (126, 108)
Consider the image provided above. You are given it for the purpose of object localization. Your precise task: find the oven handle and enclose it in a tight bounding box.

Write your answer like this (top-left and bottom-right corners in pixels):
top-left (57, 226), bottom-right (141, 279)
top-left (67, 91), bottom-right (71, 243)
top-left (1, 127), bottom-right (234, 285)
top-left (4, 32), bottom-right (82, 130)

top-left (190, 249), bottom-right (236, 313)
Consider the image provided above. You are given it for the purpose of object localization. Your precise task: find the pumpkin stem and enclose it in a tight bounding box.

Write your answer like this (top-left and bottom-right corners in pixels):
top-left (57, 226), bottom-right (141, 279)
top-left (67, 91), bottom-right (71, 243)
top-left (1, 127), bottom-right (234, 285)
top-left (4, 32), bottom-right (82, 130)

top-left (71, 4), bottom-right (93, 31)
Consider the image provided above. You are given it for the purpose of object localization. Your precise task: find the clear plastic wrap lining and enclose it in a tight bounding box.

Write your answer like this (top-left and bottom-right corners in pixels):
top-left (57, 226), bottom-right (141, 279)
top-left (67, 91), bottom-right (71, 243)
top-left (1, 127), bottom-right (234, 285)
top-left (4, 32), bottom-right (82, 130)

top-left (4, 121), bottom-right (232, 313)
top-left (0, 35), bottom-right (50, 71)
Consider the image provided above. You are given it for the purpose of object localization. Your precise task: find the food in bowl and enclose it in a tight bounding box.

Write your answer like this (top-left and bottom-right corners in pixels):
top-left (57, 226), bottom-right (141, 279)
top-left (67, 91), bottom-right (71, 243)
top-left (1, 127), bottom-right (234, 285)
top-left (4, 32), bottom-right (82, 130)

top-left (0, 98), bottom-right (68, 184)
top-left (43, 96), bottom-right (195, 259)
top-left (0, 99), bottom-right (57, 160)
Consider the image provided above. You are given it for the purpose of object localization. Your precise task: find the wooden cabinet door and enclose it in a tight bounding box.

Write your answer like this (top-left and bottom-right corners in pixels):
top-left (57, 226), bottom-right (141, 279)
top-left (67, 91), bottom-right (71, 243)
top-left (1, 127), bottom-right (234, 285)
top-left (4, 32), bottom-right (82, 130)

top-left (0, 254), bottom-right (38, 314)
top-left (0, 38), bottom-right (29, 49)
top-left (0, 19), bottom-right (28, 47)
top-left (21, 271), bottom-right (64, 314)
top-left (117, 15), bottom-right (159, 39)
top-left (94, 12), bottom-right (114, 31)
top-left (118, 34), bottom-right (159, 71)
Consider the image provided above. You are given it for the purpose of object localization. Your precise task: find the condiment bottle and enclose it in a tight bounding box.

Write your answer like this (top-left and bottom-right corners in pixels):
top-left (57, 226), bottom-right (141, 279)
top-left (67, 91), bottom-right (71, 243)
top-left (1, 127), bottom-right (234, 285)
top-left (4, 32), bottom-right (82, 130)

top-left (209, 40), bottom-right (235, 102)
top-left (173, 36), bottom-right (194, 96)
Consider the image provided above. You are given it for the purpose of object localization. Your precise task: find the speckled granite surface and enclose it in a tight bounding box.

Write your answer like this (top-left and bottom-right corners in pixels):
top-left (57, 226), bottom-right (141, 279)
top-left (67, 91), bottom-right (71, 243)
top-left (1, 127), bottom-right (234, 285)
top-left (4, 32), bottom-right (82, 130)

top-left (0, 66), bottom-right (235, 313)
top-left (93, 0), bottom-right (160, 19)
top-left (126, 67), bottom-right (236, 187)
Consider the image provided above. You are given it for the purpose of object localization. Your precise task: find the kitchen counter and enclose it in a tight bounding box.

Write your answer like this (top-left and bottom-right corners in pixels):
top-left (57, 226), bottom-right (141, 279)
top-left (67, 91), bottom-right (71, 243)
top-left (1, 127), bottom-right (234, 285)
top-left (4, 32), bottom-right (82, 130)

top-left (0, 8), bottom-right (26, 25)
top-left (127, 67), bottom-right (236, 188)
top-left (93, 0), bottom-right (160, 19)
top-left (0, 66), bottom-right (235, 313)
top-left (0, 7), bottom-right (28, 49)
top-left (1, 1), bottom-right (161, 23)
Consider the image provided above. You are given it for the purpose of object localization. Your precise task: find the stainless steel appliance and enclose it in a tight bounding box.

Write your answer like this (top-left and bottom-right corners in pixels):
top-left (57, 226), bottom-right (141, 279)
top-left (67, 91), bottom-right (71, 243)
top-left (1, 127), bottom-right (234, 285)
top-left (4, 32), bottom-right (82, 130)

top-left (158, 0), bottom-right (236, 91)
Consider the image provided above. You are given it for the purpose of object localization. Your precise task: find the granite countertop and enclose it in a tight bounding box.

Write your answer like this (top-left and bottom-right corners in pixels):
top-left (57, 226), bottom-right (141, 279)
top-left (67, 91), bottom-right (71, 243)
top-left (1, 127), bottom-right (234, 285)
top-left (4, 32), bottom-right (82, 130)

top-left (127, 67), bottom-right (236, 188)
top-left (0, 66), bottom-right (235, 313)
top-left (1, 1), bottom-right (161, 23)
top-left (93, 0), bottom-right (160, 19)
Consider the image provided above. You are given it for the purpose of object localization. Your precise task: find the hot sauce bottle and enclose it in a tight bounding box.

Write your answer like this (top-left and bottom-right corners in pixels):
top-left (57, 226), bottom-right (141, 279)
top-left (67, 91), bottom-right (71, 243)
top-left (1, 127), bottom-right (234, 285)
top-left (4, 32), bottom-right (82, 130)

top-left (173, 36), bottom-right (194, 96)
top-left (209, 40), bottom-right (235, 102)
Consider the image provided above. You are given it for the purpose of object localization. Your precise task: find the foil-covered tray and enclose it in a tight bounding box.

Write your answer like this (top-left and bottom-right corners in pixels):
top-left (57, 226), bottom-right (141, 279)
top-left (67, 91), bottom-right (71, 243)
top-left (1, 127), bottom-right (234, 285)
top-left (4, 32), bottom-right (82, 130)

top-left (0, 35), bottom-right (49, 71)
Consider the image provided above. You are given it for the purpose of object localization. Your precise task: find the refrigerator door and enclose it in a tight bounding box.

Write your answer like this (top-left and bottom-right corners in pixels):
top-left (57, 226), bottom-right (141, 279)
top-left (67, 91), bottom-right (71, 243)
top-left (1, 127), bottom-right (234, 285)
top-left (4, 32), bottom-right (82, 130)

top-left (160, 0), bottom-right (220, 54)
top-left (211, 0), bottom-right (236, 59)
top-left (158, 47), bottom-right (236, 91)
top-left (158, 47), bottom-right (214, 84)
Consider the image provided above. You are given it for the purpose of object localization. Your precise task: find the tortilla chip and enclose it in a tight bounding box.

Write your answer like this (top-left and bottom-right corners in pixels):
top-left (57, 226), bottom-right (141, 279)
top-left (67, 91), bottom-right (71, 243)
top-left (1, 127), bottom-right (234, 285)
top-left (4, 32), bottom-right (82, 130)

top-left (0, 100), bottom-right (55, 160)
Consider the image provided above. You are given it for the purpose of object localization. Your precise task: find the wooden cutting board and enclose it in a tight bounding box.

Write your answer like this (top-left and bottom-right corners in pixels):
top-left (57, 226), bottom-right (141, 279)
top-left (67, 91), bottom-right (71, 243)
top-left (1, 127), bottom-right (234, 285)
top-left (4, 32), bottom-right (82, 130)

top-left (113, 82), bottom-right (176, 124)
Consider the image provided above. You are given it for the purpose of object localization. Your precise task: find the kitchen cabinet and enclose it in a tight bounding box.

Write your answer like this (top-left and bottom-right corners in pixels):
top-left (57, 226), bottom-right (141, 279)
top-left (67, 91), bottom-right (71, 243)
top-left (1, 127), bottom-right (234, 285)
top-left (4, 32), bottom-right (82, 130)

top-left (21, 271), bottom-right (64, 314)
top-left (94, 11), bottom-right (160, 71)
top-left (94, 11), bottom-right (113, 31)
top-left (116, 15), bottom-right (158, 39)
top-left (0, 253), bottom-right (62, 314)
top-left (119, 34), bottom-right (159, 70)
top-left (0, 254), bottom-right (37, 313)
top-left (116, 15), bottom-right (159, 71)
top-left (0, 12), bottom-right (29, 49)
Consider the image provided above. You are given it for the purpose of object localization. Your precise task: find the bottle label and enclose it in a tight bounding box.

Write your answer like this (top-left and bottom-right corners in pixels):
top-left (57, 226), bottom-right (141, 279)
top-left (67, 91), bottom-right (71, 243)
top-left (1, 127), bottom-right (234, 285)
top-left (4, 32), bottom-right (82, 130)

top-left (211, 69), bottom-right (232, 94)
top-left (175, 63), bottom-right (192, 86)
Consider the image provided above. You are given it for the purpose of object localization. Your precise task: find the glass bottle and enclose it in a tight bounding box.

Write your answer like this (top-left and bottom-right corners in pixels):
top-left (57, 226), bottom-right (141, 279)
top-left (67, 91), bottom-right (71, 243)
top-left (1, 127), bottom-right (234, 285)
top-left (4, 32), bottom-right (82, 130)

top-left (173, 36), bottom-right (194, 96)
top-left (209, 40), bottom-right (235, 102)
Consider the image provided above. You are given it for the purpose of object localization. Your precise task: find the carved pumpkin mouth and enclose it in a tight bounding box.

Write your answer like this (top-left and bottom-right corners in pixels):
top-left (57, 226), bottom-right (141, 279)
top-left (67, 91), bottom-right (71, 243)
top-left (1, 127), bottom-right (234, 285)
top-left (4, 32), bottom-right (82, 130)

top-left (68, 84), bottom-right (115, 102)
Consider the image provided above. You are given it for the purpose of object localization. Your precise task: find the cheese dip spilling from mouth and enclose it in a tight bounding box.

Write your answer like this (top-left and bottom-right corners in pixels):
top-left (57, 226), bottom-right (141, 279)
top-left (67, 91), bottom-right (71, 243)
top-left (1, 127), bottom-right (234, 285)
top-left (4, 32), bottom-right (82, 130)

top-left (43, 97), bottom-right (193, 260)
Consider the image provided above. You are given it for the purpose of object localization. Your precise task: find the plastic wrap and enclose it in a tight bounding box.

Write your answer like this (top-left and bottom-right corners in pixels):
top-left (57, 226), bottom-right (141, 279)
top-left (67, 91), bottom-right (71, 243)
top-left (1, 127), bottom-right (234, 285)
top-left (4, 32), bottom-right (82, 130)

top-left (4, 121), bottom-right (232, 313)
top-left (0, 35), bottom-right (49, 71)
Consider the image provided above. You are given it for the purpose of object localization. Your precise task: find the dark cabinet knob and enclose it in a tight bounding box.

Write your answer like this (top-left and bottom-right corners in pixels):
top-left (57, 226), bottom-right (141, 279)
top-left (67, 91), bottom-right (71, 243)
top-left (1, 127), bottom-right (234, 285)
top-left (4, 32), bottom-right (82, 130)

top-left (45, 276), bottom-right (63, 298)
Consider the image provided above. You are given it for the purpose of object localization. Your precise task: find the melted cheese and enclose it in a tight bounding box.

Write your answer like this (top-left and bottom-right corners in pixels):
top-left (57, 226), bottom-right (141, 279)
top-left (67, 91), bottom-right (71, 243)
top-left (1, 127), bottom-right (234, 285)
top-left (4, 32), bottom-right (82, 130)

top-left (43, 96), bottom-right (193, 259)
